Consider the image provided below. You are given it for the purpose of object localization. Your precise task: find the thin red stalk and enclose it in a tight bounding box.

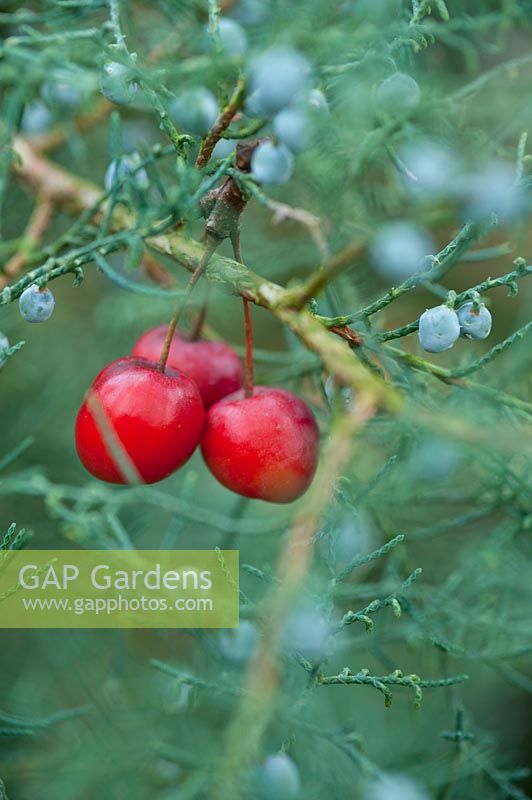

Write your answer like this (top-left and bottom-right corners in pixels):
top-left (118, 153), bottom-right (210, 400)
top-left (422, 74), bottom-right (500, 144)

top-left (243, 297), bottom-right (254, 398)
top-left (158, 242), bottom-right (216, 371)
top-left (190, 284), bottom-right (211, 341)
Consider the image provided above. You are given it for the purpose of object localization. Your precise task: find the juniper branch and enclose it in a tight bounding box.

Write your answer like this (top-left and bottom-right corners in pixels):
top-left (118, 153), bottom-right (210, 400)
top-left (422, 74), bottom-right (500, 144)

top-left (317, 668), bottom-right (468, 708)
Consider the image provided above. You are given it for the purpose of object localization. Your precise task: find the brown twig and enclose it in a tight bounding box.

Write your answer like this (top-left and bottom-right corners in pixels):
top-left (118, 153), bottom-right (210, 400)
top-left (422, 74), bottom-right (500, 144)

top-left (157, 239), bottom-right (218, 372)
top-left (283, 237), bottom-right (369, 309)
top-left (142, 250), bottom-right (175, 287)
top-left (242, 298), bottom-right (254, 397)
top-left (29, 98), bottom-right (114, 154)
top-left (230, 229), bottom-right (254, 396)
top-left (189, 290), bottom-right (209, 340)
top-left (329, 324), bottom-right (363, 346)
top-left (265, 198), bottom-right (330, 261)
top-left (196, 78), bottom-right (246, 169)
top-left (1, 195), bottom-right (54, 290)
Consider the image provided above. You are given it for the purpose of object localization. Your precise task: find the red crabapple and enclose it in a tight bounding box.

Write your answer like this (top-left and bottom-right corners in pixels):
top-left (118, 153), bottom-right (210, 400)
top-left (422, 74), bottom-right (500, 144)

top-left (75, 357), bottom-right (204, 484)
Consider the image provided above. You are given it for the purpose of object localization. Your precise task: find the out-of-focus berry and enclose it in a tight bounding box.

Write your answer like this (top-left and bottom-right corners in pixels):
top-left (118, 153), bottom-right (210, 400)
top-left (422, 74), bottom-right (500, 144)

top-left (457, 160), bottom-right (526, 222)
top-left (333, 508), bottom-right (378, 568)
top-left (219, 620), bottom-right (259, 663)
top-left (21, 101), bottom-right (54, 135)
top-left (0, 332), bottom-right (9, 368)
top-left (273, 108), bottom-right (311, 153)
top-left (251, 141), bottom-right (294, 184)
top-left (399, 140), bottom-right (460, 197)
top-left (217, 18), bottom-right (247, 55)
top-left (212, 138), bottom-right (238, 159)
top-left (244, 89), bottom-right (266, 118)
top-left (232, 0), bottom-right (270, 25)
top-left (100, 62), bottom-right (138, 105)
top-left (307, 88), bottom-right (329, 114)
top-left (41, 72), bottom-right (83, 107)
top-left (324, 375), bottom-right (354, 411)
top-left (250, 48), bottom-right (311, 114)
top-left (255, 753), bottom-right (301, 800)
top-left (409, 436), bottom-right (460, 482)
top-left (364, 773), bottom-right (431, 800)
top-left (282, 603), bottom-right (332, 660)
top-left (169, 88), bottom-right (218, 136)
top-left (377, 73), bottom-right (421, 114)
top-left (370, 221), bottom-right (435, 282)
top-left (105, 155), bottom-right (149, 193)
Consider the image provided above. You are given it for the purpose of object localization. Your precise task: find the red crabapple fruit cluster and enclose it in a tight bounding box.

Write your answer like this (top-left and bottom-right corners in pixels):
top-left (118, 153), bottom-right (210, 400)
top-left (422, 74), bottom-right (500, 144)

top-left (75, 326), bottom-right (319, 504)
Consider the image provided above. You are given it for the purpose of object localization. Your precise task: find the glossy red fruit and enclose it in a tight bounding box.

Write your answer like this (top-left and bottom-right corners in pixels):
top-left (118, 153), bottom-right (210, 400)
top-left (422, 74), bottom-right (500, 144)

top-left (75, 357), bottom-right (204, 484)
top-left (201, 387), bottom-right (319, 503)
top-left (131, 325), bottom-right (242, 409)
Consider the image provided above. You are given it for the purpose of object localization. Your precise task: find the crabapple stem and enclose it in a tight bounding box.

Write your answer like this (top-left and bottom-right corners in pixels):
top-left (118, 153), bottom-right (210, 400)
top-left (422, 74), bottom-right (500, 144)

top-left (190, 284), bottom-right (211, 341)
top-left (158, 239), bottom-right (217, 372)
top-left (243, 297), bottom-right (254, 398)
top-left (230, 230), bottom-right (254, 398)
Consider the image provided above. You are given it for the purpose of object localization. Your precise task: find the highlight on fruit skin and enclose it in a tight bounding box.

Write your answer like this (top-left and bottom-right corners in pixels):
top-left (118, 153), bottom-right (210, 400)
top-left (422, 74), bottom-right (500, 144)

top-left (200, 386), bottom-right (319, 504)
top-left (75, 356), bottom-right (205, 485)
top-left (131, 325), bottom-right (242, 409)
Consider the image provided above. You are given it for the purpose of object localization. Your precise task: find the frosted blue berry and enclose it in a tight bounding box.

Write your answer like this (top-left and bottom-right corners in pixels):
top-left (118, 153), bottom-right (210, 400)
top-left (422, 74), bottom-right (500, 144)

top-left (21, 101), bottom-right (54, 135)
top-left (251, 141), bottom-right (294, 184)
top-left (324, 375), bottom-right (354, 411)
top-left (250, 48), bottom-right (311, 114)
top-left (458, 160), bottom-right (525, 222)
top-left (292, 87), bottom-right (329, 115)
top-left (273, 108), bottom-right (311, 153)
top-left (217, 18), bottom-right (247, 55)
top-left (244, 89), bottom-right (266, 118)
top-left (19, 284), bottom-right (55, 323)
top-left (410, 436), bottom-right (460, 482)
top-left (282, 603), bottom-right (332, 660)
top-left (256, 753), bottom-right (301, 800)
top-left (418, 305), bottom-right (460, 353)
top-left (100, 62), bottom-right (138, 105)
top-left (232, 0), bottom-right (270, 25)
top-left (169, 88), bottom-right (218, 136)
top-left (365, 773), bottom-right (430, 800)
top-left (0, 332), bottom-right (9, 368)
top-left (457, 301), bottom-right (492, 340)
top-left (377, 72), bottom-right (421, 114)
top-left (306, 87), bottom-right (329, 114)
top-left (212, 138), bottom-right (238, 159)
top-left (399, 140), bottom-right (460, 197)
top-left (370, 221), bottom-right (435, 282)
top-left (41, 75), bottom-right (82, 108)
top-left (105, 155), bottom-right (149, 193)
top-left (333, 508), bottom-right (377, 569)
top-left (219, 620), bottom-right (259, 663)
